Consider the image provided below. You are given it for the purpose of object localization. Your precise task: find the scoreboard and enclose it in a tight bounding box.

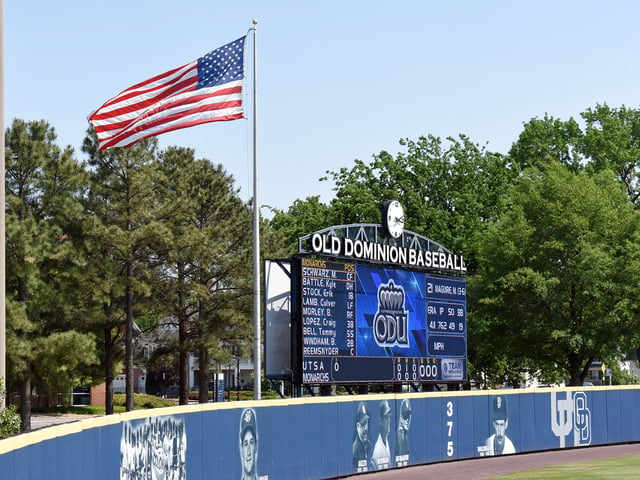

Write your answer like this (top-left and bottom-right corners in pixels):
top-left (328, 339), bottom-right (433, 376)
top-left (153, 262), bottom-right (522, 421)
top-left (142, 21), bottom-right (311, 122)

top-left (292, 255), bottom-right (467, 385)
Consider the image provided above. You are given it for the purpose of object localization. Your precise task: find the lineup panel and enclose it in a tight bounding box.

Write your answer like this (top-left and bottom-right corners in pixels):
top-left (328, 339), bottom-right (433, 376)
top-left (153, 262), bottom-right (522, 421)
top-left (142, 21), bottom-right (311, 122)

top-left (298, 257), bottom-right (467, 384)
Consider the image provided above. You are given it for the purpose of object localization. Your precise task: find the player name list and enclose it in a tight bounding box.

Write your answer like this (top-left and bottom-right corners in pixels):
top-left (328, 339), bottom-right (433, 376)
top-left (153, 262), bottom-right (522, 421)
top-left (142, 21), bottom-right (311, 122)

top-left (300, 259), bottom-right (356, 357)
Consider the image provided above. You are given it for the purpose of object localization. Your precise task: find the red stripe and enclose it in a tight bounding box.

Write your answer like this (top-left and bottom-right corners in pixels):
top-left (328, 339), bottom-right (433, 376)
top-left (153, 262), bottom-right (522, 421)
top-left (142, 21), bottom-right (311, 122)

top-left (97, 62), bottom-right (195, 110)
top-left (90, 77), bottom-right (198, 123)
top-left (93, 85), bottom-right (242, 135)
top-left (120, 98), bottom-right (242, 138)
top-left (102, 113), bottom-right (244, 151)
top-left (137, 85), bottom-right (242, 120)
top-left (98, 74), bottom-right (197, 115)
top-left (100, 111), bottom-right (243, 151)
top-left (100, 99), bottom-right (242, 150)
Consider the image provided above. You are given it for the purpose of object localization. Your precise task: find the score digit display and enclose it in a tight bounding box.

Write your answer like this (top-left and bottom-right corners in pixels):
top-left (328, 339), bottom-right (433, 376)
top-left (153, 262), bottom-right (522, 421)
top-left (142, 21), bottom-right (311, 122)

top-left (293, 256), bottom-right (467, 384)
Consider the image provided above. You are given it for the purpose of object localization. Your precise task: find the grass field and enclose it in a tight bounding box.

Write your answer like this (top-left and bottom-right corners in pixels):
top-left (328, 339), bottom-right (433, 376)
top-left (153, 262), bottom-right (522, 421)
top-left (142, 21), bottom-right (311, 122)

top-left (492, 454), bottom-right (640, 479)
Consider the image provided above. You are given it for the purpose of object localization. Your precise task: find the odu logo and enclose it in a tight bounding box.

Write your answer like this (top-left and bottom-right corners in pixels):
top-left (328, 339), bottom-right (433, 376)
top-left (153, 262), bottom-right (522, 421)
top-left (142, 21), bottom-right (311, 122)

top-left (374, 279), bottom-right (409, 348)
top-left (551, 391), bottom-right (591, 448)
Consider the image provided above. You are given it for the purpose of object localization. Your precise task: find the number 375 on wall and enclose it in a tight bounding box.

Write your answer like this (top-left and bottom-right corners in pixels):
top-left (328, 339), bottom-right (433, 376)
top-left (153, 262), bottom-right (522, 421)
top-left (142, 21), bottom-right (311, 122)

top-left (446, 401), bottom-right (454, 457)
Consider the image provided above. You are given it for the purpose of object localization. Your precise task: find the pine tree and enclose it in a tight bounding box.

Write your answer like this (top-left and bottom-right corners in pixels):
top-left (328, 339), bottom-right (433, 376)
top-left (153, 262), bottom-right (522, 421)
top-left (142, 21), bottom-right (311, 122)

top-left (6, 119), bottom-right (97, 431)
top-left (81, 130), bottom-right (167, 411)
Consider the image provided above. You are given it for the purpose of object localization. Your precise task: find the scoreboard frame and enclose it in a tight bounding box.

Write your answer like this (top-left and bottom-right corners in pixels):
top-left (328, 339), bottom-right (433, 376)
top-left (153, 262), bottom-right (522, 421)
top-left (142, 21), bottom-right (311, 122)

top-left (291, 254), bottom-right (468, 386)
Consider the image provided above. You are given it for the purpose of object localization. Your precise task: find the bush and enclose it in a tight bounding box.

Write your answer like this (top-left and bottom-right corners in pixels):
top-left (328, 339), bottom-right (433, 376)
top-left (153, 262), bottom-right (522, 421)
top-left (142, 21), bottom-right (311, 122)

top-left (226, 389), bottom-right (283, 401)
top-left (0, 404), bottom-right (21, 438)
top-left (113, 393), bottom-right (177, 409)
top-left (0, 380), bottom-right (20, 438)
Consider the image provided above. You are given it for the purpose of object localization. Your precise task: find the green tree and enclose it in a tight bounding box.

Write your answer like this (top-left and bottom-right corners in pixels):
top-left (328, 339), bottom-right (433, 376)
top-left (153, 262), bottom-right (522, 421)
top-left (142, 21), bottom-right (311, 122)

top-left (153, 147), bottom-right (254, 404)
top-left (474, 163), bottom-right (640, 386)
top-left (74, 211), bottom-right (127, 415)
top-left (323, 135), bottom-right (514, 270)
top-left (508, 114), bottom-right (584, 173)
top-left (268, 196), bottom-right (332, 254)
top-left (5, 119), bottom-right (98, 431)
top-left (82, 131), bottom-right (167, 411)
top-left (510, 105), bottom-right (640, 206)
top-left (581, 103), bottom-right (640, 205)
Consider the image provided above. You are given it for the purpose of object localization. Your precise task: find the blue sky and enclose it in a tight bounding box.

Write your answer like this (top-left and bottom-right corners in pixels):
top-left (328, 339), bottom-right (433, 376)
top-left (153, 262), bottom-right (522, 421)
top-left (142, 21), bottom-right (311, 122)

top-left (6, 1), bottom-right (640, 214)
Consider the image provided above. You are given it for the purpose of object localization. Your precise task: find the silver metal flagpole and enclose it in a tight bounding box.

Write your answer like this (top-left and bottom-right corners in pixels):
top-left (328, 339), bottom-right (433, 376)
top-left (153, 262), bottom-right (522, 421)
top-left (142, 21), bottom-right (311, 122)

top-left (0, 0), bottom-right (6, 408)
top-left (251, 20), bottom-right (261, 400)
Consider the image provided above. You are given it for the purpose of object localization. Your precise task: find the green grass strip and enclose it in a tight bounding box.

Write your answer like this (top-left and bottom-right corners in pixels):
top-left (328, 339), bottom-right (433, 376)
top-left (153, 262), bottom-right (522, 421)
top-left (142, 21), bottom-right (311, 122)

top-left (492, 454), bottom-right (640, 479)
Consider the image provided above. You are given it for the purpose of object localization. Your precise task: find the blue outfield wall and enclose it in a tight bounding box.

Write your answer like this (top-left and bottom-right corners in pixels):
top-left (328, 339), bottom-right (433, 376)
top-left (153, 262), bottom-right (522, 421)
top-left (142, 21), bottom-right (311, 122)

top-left (1, 386), bottom-right (639, 479)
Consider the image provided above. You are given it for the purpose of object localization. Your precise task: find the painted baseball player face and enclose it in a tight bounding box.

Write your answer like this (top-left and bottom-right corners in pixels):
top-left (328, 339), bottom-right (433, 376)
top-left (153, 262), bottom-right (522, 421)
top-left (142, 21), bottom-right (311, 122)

top-left (356, 417), bottom-right (369, 443)
top-left (380, 412), bottom-right (391, 438)
top-left (400, 409), bottom-right (411, 431)
top-left (241, 429), bottom-right (257, 475)
top-left (493, 418), bottom-right (508, 444)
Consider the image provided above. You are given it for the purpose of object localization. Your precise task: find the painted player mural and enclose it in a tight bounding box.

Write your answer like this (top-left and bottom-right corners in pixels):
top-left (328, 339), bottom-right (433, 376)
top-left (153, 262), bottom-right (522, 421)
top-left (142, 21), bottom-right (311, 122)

top-left (352, 402), bottom-right (372, 473)
top-left (351, 399), bottom-right (408, 473)
top-left (239, 408), bottom-right (265, 480)
top-left (370, 400), bottom-right (392, 470)
top-left (394, 399), bottom-right (411, 466)
top-left (120, 416), bottom-right (186, 480)
top-left (478, 394), bottom-right (516, 456)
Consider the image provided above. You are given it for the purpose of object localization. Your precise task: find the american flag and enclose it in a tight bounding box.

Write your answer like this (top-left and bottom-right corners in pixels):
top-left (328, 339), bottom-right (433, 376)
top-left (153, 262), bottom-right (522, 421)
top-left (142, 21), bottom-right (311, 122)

top-left (89, 36), bottom-right (246, 151)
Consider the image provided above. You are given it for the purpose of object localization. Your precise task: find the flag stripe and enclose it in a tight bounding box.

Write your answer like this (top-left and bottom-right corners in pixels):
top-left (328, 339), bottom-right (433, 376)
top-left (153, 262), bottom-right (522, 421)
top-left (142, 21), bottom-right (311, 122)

top-left (88, 36), bottom-right (246, 150)
top-left (92, 82), bottom-right (241, 133)
top-left (99, 87), bottom-right (243, 149)
top-left (95, 62), bottom-right (198, 112)
top-left (90, 75), bottom-right (197, 122)
top-left (101, 108), bottom-right (243, 150)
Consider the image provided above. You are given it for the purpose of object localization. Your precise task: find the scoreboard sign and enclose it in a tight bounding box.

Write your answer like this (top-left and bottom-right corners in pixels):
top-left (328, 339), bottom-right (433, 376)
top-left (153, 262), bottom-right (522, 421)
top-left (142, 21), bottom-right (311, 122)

top-left (292, 255), bottom-right (467, 385)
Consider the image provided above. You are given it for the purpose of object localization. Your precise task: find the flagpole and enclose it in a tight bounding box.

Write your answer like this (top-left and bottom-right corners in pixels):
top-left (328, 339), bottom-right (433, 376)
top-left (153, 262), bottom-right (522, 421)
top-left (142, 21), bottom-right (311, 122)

top-left (251, 20), bottom-right (261, 400)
